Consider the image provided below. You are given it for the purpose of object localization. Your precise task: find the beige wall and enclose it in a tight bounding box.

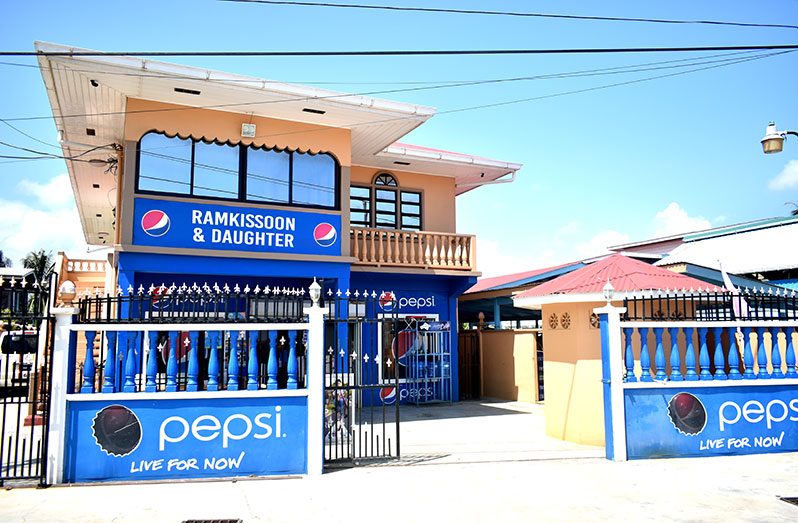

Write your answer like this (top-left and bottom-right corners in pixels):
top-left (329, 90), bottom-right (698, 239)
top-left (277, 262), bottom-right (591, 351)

top-left (480, 329), bottom-right (539, 403)
top-left (124, 98), bottom-right (352, 166)
top-left (541, 301), bottom-right (605, 447)
top-left (350, 166), bottom-right (457, 233)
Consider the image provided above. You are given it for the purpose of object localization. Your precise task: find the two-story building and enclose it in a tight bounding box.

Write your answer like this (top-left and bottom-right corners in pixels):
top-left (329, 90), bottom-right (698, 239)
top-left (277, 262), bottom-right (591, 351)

top-left (36, 42), bottom-right (522, 402)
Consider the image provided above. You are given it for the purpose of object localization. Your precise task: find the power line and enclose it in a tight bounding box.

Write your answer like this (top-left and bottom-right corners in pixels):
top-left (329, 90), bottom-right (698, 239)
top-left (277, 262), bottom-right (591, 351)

top-left (6, 44), bottom-right (798, 57)
top-left (218, 0), bottom-right (798, 31)
top-left (1, 49), bottom-right (790, 124)
top-left (0, 49), bottom-right (788, 161)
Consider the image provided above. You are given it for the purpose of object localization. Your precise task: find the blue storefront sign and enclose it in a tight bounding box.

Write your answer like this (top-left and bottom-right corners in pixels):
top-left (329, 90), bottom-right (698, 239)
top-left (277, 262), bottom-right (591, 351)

top-left (132, 198), bottom-right (341, 256)
top-left (65, 395), bottom-right (307, 482)
top-left (625, 385), bottom-right (798, 459)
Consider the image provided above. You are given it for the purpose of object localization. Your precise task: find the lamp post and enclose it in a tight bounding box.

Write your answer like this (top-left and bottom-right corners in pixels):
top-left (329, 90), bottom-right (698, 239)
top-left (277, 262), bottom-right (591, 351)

top-left (761, 122), bottom-right (798, 154)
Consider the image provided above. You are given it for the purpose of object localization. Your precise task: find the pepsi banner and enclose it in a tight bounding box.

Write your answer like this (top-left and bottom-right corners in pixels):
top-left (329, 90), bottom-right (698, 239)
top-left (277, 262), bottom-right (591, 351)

top-left (132, 198), bottom-right (341, 256)
top-left (65, 395), bottom-right (307, 482)
top-left (624, 384), bottom-right (798, 459)
top-left (375, 291), bottom-right (446, 315)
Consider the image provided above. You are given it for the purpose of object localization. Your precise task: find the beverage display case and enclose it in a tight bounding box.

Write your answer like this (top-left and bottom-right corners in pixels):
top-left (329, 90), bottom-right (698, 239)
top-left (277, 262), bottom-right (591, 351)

top-left (404, 320), bottom-right (452, 404)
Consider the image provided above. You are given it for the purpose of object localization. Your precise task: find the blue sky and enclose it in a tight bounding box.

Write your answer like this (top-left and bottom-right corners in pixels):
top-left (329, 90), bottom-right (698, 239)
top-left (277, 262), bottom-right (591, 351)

top-left (1, 1), bottom-right (796, 275)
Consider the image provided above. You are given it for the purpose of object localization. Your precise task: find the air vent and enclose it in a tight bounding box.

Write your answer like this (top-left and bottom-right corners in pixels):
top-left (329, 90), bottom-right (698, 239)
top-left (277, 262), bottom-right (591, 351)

top-left (302, 107), bottom-right (326, 115)
top-left (92, 183), bottom-right (100, 189)
top-left (86, 128), bottom-right (96, 136)
top-left (96, 213), bottom-right (102, 218)
top-left (174, 87), bottom-right (201, 96)
top-left (393, 161), bottom-right (410, 166)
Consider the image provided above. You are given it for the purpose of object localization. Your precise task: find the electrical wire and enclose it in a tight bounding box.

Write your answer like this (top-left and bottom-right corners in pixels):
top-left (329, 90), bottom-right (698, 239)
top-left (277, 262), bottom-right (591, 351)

top-left (217, 0), bottom-right (798, 31)
top-left (2, 49), bottom-right (789, 123)
top-left (5, 44), bottom-right (798, 57)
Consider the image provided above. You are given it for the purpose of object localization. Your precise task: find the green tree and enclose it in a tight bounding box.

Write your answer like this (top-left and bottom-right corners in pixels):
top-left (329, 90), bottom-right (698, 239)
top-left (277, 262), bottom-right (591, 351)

top-left (0, 249), bottom-right (11, 267)
top-left (22, 249), bottom-right (55, 291)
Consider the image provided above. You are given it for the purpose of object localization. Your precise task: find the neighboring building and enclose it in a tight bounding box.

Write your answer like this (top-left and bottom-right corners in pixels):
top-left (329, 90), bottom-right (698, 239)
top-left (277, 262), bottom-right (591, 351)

top-left (512, 254), bottom-right (715, 446)
top-left (37, 42), bottom-right (522, 402)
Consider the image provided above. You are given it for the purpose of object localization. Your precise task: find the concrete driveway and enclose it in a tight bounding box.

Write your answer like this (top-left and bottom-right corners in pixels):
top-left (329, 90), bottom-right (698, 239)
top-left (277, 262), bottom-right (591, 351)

top-left (2, 400), bottom-right (797, 522)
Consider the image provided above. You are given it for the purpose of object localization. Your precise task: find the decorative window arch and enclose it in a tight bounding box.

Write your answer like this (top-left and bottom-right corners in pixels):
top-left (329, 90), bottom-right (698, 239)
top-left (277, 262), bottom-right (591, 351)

top-left (350, 172), bottom-right (422, 230)
top-left (135, 131), bottom-right (339, 209)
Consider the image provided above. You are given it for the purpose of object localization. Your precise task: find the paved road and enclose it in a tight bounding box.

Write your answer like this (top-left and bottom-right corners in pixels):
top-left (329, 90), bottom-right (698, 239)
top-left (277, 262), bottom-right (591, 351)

top-left (1, 401), bottom-right (797, 522)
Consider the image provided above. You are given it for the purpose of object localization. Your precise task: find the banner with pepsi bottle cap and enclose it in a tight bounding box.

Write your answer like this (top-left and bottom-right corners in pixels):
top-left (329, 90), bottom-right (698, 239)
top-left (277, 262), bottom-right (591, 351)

top-left (624, 384), bottom-right (798, 459)
top-left (132, 198), bottom-right (341, 256)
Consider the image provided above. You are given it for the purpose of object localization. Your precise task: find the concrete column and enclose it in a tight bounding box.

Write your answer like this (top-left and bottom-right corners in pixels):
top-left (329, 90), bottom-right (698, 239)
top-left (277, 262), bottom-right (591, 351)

top-left (304, 286), bottom-right (327, 476)
top-left (47, 307), bottom-right (78, 485)
top-left (594, 303), bottom-right (627, 461)
top-left (493, 299), bottom-right (501, 329)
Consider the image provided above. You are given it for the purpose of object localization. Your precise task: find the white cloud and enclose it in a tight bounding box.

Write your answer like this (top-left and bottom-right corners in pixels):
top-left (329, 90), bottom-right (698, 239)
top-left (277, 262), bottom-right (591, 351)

top-left (476, 238), bottom-right (559, 277)
top-left (575, 230), bottom-right (630, 259)
top-left (653, 202), bottom-right (712, 237)
top-left (769, 160), bottom-right (798, 190)
top-left (0, 174), bottom-right (89, 266)
top-left (18, 174), bottom-right (75, 209)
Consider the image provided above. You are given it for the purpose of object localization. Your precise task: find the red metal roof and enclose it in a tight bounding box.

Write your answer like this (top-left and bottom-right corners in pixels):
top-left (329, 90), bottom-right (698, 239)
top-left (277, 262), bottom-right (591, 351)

top-left (514, 254), bottom-right (717, 299)
top-left (465, 262), bottom-right (578, 294)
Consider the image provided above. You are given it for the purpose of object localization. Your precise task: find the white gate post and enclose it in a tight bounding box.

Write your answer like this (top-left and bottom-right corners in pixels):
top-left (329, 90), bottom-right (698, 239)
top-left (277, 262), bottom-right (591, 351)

top-left (47, 307), bottom-right (77, 484)
top-left (305, 280), bottom-right (326, 476)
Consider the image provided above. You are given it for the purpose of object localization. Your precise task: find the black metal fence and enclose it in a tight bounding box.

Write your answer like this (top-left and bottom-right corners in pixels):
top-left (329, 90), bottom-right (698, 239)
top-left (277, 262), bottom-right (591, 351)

top-left (0, 277), bottom-right (55, 487)
top-left (624, 290), bottom-right (798, 321)
top-left (77, 285), bottom-right (310, 324)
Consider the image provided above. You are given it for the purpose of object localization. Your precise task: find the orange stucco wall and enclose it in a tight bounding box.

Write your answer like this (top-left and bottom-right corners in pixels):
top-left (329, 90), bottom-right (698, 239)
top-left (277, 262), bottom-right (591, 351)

top-left (124, 98), bottom-right (352, 166)
top-left (480, 329), bottom-right (539, 403)
top-left (350, 166), bottom-right (457, 233)
top-left (541, 301), bottom-right (605, 446)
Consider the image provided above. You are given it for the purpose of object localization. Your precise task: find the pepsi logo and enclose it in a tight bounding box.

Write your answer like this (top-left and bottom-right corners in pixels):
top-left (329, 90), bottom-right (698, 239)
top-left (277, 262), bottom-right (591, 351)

top-left (313, 223), bottom-right (337, 247)
top-left (141, 210), bottom-right (171, 237)
top-left (379, 291), bottom-right (395, 311)
top-left (379, 387), bottom-right (396, 405)
top-left (392, 331), bottom-right (414, 367)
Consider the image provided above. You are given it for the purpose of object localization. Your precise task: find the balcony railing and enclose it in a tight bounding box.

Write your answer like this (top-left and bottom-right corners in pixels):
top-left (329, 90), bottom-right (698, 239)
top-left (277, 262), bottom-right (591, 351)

top-left (350, 227), bottom-right (476, 271)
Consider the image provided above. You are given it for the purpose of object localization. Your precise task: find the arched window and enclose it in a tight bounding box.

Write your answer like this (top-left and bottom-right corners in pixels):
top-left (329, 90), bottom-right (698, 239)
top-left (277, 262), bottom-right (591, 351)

top-left (350, 172), bottom-right (422, 230)
top-left (136, 131), bottom-right (339, 209)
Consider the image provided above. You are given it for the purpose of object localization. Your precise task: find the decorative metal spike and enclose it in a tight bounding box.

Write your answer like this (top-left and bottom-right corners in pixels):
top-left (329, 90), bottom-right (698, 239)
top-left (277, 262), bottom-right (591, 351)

top-left (351, 351), bottom-right (357, 359)
top-left (147, 284), bottom-right (155, 294)
top-left (363, 354), bottom-right (369, 363)
top-left (0, 276), bottom-right (4, 286)
top-left (353, 290), bottom-right (360, 298)
top-left (386, 358), bottom-right (392, 368)
top-left (9, 277), bottom-right (16, 287)
top-left (327, 347), bottom-right (334, 355)
top-left (345, 289), bottom-right (351, 297)
top-left (213, 282), bottom-right (221, 293)
top-left (339, 348), bottom-right (346, 357)
top-left (20, 279), bottom-right (28, 288)
top-left (116, 285), bottom-right (123, 296)
top-left (234, 284), bottom-right (241, 293)
top-left (327, 288), bottom-right (333, 296)
top-left (371, 290), bottom-right (377, 298)
top-left (137, 284), bottom-right (145, 295)
top-left (336, 289), bottom-right (342, 297)
top-left (223, 284), bottom-right (230, 293)
top-left (243, 284), bottom-right (250, 294)
top-left (253, 285), bottom-right (261, 294)
top-left (300, 288), bottom-right (306, 296)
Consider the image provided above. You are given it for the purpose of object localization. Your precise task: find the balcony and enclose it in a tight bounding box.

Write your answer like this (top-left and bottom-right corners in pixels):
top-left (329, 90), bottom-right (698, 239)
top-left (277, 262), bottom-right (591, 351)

top-left (350, 227), bottom-right (476, 271)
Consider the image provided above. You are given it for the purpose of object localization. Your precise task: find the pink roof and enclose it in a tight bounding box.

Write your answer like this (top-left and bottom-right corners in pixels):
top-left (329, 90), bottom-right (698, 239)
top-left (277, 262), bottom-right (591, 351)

top-left (514, 254), bottom-right (717, 299)
top-left (465, 262), bottom-right (578, 294)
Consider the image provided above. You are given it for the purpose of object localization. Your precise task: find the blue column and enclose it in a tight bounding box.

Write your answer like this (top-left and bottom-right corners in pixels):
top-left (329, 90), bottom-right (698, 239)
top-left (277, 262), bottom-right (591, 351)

top-left (756, 327), bottom-right (769, 379)
top-left (698, 327), bottom-right (712, 380)
top-left (227, 330), bottom-right (241, 391)
top-left (684, 327), bottom-right (698, 381)
top-left (187, 330), bottom-right (200, 391)
top-left (742, 327), bottom-right (755, 379)
top-left (493, 299), bottom-right (501, 329)
top-left (207, 331), bottom-right (221, 391)
top-left (101, 331), bottom-right (117, 393)
top-left (287, 330), bottom-right (298, 390)
top-left (598, 313), bottom-right (614, 460)
top-left (669, 327), bottom-right (683, 381)
top-left (267, 331), bottom-right (279, 390)
top-left (623, 328), bottom-right (636, 382)
top-left (166, 331), bottom-right (179, 392)
top-left (786, 327), bottom-right (797, 378)
top-left (116, 332), bottom-right (127, 392)
top-left (712, 327), bottom-right (727, 381)
top-left (80, 330), bottom-right (96, 393)
top-left (653, 328), bottom-right (666, 380)
top-left (639, 328), bottom-right (652, 382)
top-left (145, 331), bottom-right (159, 392)
top-left (727, 328), bottom-right (742, 380)
top-left (247, 331), bottom-right (259, 391)
top-left (770, 327), bottom-right (784, 378)
top-left (122, 332), bottom-right (137, 392)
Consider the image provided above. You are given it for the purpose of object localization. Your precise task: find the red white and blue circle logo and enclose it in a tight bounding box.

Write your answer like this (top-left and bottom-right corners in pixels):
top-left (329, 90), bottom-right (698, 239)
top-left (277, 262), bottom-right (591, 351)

top-left (379, 291), bottom-right (395, 311)
top-left (141, 210), bottom-right (171, 237)
top-left (313, 222), bottom-right (337, 247)
top-left (379, 387), bottom-right (397, 405)
top-left (392, 331), bottom-right (413, 367)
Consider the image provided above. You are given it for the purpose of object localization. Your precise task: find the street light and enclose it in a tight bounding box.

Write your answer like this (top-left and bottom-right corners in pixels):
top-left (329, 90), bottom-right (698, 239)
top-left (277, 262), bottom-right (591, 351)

top-left (761, 122), bottom-right (798, 154)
